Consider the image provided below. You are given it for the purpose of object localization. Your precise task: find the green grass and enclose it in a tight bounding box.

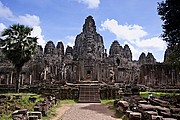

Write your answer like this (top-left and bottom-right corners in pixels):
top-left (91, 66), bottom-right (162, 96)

top-left (0, 93), bottom-right (79, 120)
top-left (0, 93), bottom-right (45, 120)
top-left (140, 91), bottom-right (180, 98)
top-left (101, 99), bottom-right (115, 104)
top-left (60, 100), bottom-right (77, 104)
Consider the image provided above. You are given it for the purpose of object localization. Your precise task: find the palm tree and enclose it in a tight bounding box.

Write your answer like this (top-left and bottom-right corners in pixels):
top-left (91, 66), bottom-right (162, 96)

top-left (0, 24), bottom-right (38, 93)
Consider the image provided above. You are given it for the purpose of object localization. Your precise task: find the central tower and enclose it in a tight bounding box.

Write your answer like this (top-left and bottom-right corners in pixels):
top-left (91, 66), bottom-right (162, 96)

top-left (73, 16), bottom-right (105, 81)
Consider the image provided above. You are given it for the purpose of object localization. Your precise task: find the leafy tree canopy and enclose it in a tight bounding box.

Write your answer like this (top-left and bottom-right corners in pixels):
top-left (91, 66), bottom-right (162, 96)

top-left (0, 24), bottom-right (38, 92)
top-left (157, 0), bottom-right (180, 64)
top-left (0, 24), bottom-right (38, 71)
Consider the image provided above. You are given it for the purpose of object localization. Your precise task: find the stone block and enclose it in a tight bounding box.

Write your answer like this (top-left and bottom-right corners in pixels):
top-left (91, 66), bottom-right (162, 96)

top-left (28, 111), bottom-right (42, 119)
top-left (129, 112), bottom-right (141, 120)
top-left (28, 116), bottom-right (38, 120)
top-left (151, 115), bottom-right (163, 120)
top-left (34, 106), bottom-right (42, 112)
top-left (12, 109), bottom-right (28, 120)
top-left (117, 101), bottom-right (129, 113)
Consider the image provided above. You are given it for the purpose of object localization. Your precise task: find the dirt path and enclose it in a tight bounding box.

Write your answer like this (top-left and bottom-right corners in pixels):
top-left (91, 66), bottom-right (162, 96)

top-left (60, 103), bottom-right (122, 120)
top-left (51, 104), bottom-right (73, 120)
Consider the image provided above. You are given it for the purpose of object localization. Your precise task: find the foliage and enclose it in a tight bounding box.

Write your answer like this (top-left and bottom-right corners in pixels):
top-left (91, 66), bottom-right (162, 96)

top-left (0, 93), bottom-right (44, 120)
top-left (157, 0), bottom-right (180, 64)
top-left (0, 24), bottom-right (38, 92)
top-left (101, 99), bottom-right (114, 104)
top-left (140, 92), bottom-right (180, 98)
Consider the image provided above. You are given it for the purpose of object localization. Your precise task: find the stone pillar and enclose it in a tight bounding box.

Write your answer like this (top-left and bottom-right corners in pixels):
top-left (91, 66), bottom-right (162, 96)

top-left (21, 74), bottom-right (24, 85)
top-left (30, 74), bottom-right (32, 85)
top-left (172, 69), bottom-right (175, 85)
top-left (44, 66), bottom-right (48, 80)
top-left (10, 72), bottom-right (13, 84)
top-left (6, 74), bottom-right (9, 85)
top-left (55, 66), bottom-right (57, 76)
top-left (97, 63), bottom-right (100, 81)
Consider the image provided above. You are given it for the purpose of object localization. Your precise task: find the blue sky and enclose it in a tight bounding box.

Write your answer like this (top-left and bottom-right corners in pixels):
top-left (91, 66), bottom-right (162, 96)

top-left (0, 0), bottom-right (166, 61)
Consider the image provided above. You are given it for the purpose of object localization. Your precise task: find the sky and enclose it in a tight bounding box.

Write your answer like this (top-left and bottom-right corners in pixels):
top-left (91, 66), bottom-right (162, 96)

top-left (0, 0), bottom-right (167, 62)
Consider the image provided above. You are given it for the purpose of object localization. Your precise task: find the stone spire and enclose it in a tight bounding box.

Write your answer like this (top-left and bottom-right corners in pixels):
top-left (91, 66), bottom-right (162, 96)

top-left (56, 41), bottom-right (64, 56)
top-left (109, 40), bottom-right (123, 57)
top-left (139, 52), bottom-right (146, 65)
top-left (146, 52), bottom-right (156, 64)
top-left (138, 52), bottom-right (156, 65)
top-left (83, 16), bottom-right (96, 34)
top-left (44, 41), bottom-right (55, 55)
top-left (73, 16), bottom-right (104, 60)
top-left (164, 48), bottom-right (172, 62)
top-left (124, 44), bottom-right (132, 61)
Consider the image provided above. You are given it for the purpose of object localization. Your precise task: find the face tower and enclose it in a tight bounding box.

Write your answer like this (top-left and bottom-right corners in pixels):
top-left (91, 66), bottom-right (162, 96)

top-left (73, 16), bottom-right (105, 81)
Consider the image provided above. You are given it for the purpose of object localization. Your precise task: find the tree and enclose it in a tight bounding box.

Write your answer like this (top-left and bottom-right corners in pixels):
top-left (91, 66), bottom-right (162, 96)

top-left (157, 0), bottom-right (180, 64)
top-left (0, 24), bottom-right (38, 93)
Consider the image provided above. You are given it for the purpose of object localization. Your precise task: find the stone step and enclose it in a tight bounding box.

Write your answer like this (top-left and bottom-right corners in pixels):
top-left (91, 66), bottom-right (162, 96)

top-left (78, 85), bottom-right (100, 103)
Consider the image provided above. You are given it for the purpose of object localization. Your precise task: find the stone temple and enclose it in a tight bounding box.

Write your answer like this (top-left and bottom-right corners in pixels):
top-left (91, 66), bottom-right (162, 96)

top-left (0, 16), bottom-right (180, 94)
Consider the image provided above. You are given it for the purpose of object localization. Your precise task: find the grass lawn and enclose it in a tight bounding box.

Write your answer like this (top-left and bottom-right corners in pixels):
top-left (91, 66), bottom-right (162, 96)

top-left (140, 91), bottom-right (180, 98)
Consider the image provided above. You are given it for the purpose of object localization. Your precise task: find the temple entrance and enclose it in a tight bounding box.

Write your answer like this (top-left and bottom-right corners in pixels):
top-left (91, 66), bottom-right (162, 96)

top-left (86, 70), bottom-right (91, 80)
top-left (84, 66), bottom-right (93, 81)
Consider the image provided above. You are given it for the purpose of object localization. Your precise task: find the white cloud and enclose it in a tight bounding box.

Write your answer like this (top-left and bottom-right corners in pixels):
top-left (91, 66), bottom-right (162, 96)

top-left (0, 1), bottom-right (46, 48)
top-left (100, 18), bottom-right (167, 61)
top-left (0, 1), bottom-right (14, 19)
top-left (136, 37), bottom-right (167, 50)
top-left (30, 26), bottom-right (46, 48)
top-left (100, 19), bottom-right (147, 42)
top-left (65, 35), bottom-right (75, 47)
top-left (76, 0), bottom-right (100, 9)
top-left (0, 23), bottom-right (6, 33)
top-left (16, 14), bottom-right (40, 26)
top-left (0, 1), bottom-right (40, 27)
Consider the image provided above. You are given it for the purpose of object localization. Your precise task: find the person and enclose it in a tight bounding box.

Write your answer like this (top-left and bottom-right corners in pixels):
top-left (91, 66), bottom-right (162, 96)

top-left (148, 92), bottom-right (152, 102)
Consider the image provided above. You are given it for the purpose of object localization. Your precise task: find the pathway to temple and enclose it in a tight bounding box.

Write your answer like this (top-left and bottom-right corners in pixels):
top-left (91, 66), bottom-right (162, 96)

top-left (59, 103), bottom-right (121, 120)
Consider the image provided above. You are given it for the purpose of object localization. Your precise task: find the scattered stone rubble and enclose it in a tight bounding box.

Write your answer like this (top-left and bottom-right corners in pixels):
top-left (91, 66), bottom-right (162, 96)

top-left (114, 95), bottom-right (180, 120)
top-left (0, 95), bottom-right (57, 120)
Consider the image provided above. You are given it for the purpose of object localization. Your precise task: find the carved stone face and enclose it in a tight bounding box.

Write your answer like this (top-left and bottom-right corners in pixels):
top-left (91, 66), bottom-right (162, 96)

top-left (45, 41), bottom-right (55, 54)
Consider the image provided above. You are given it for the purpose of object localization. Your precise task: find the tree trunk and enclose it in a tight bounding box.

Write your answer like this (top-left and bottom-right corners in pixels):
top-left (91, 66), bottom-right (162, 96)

top-left (15, 68), bottom-right (21, 93)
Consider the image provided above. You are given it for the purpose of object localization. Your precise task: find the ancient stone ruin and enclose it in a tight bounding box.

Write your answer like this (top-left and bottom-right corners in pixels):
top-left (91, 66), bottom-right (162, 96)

top-left (0, 16), bottom-right (180, 95)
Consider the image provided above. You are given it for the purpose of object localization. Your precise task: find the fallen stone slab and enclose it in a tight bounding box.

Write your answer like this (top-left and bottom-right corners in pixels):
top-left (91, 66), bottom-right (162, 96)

top-left (12, 109), bottom-right (28, 120)
top-left (129, 112), bottom-right (141, 120)
top-left (163, 118), bottom-right (177, 120)
top-left (27, 111), bottom-right (42, 119)
top-left (138, 104), bottom-right (156, 112)
top-left (28, 116), bottom-right (38, 120)
top-left (143, 111), bottom-right (158, 120)
top-left (170, 107), bottom-right (180, 114)
top-left (151, 115), bottom-right (163, 120)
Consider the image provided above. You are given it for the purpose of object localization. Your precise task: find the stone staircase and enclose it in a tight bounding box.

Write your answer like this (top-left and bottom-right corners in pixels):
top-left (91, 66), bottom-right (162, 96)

top-left (78, 85), bottom-right (100, 103)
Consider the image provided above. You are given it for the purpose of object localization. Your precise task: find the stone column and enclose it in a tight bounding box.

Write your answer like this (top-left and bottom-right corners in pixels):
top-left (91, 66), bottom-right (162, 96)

top-left (6, 74), bottom-right (9, 85)
top-left (21, 74), bottom-right (24, 85)
top-left (10, 72), bottom-right (13, 84)
top-left (97, 63), bottom-right (100, 81)
top-left (44, 66), bottom-right (47, 80)
top-left (172, 69), bottom-right (175, 85)
top-left (30, 74), bottom-right (32, 85)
